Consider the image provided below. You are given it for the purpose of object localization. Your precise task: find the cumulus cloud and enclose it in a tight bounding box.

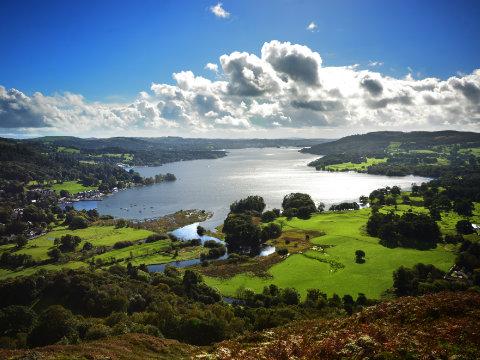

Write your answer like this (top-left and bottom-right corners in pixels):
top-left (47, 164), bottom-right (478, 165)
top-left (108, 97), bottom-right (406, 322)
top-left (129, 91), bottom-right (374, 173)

top-left (261, 40), bottom-right (322, 86)
top-left (1, 40), bottom-right (479, 136)
top-left (306, 22), bottom-right (317, 32)
top-left (210, 3), bottom-right (230, 18)
top-left (368, 61), bottom-right (384, 67)
top-left (205, 62), bottom-right (219, 73)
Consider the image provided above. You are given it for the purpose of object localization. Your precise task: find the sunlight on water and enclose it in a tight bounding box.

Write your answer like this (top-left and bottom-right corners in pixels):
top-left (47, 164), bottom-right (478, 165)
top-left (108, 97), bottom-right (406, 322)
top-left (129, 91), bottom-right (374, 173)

top-left (92, 148), bottom-right (430, 229)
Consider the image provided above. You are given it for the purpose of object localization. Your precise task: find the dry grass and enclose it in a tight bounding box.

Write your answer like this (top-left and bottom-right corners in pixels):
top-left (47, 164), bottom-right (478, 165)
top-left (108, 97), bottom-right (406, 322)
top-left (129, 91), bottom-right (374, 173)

top-left (205, 291), bottom-right (480, 359)
top-left (0, 333), bottom-right (194, 360)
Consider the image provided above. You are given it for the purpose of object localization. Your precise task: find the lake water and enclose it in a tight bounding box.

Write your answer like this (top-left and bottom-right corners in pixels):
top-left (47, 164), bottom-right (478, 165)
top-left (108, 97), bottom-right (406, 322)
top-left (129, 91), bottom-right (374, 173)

top-left (81, 148), bottom-right (429, 229)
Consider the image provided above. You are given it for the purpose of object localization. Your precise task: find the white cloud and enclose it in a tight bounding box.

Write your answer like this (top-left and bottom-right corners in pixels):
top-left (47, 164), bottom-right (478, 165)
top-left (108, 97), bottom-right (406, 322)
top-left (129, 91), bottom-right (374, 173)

top-left (205, 62), bottom-right (219, 72)
top-left (210, 3), bottom-right (230, 19)
top-left (1, 40), bottom-right (479, 137)
top-left (368, 60), bottom-right (384, 67)
top-left (307, 21), bottom-right (317, 32)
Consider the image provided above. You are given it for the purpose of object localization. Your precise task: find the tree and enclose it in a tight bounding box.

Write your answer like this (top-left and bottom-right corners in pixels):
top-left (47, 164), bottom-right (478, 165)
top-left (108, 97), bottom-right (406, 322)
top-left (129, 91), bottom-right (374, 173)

top-left (27, 305), bottom-right (79, 347)
top-left (355, 250), bottom-right (366, 264)
top-left (82, 241), bottom-right (93, 251)
top-left (393, 266), bottom-right (416, 296)
top-left (69, 216), bottom-right (88, 230)
top-left (58, 234), bottom-right (82, 252)
top-left (453, 199), bottom-right (474, 217)
top-left (359, 196), bottom-right (368, 206)
top-left (317, 202), bottom-right (326, 212)
top-left (282, 193), bottom-right (316, 219)
top-left (230, 195), bottom-right (266, 214)
top-left (261, 222), bottom-right (282, 241)
top-left (223, 213), bottom-right (262, 254)
top-left (456, 220), bottom-right (474, 235)
top-left (47, 247), bottom-right (62, 262)
top-left (15, 235), bottom-right (28, 248)
top-left (197, 225), bottom-right (206, 236)
top-left (0, 305), bottom-right (36, 336)
top-left (59, 189), bottom-right (70, 198)
top-left (391, 186), bottom-right (401, 196)
top-left (281, 288), bottom-right (300, 305)
top-left (261, 210), bottom-right (278, 223)
top-left (429, 207), bottom-right (441, 221)
top-left (115, 219), bottom-right (127, 228)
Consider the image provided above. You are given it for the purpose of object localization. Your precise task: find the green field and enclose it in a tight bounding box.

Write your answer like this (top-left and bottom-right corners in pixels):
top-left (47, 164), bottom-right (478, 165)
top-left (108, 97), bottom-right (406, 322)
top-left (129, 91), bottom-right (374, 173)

top-left (92, 153), bottom-right (133, 161)
top-left (325, 157), bottom-right (387, 172)
top-left (56, 146), bottom-right (80, 154)
top-left (51, 181), bottom-right (98, 194)
top-left (13, 226), bottom-right (154, 261)
top-left (205, 208), bottom-right (458, 299)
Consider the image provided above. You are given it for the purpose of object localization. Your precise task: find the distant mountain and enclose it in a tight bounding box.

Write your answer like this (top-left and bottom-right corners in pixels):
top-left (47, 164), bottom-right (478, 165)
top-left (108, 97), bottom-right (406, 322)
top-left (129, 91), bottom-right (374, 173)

top-left (301, 130), bottom-right (480, 155)
top-left (28, 136), bottom-right (331, 152)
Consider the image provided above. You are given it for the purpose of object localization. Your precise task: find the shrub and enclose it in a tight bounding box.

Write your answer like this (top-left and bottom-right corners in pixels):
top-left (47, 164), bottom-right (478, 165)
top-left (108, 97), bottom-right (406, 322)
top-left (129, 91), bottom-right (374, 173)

top-left (113, 240), bottom-right (134, 249)
top-left (145, 234), bottom-right (168, 243)
top-left (85, 323), bottom-right (111, 340)
top-left (261, 223), bottom-right (282, 241)
top-left (276, 248), bottom-right (288, 256)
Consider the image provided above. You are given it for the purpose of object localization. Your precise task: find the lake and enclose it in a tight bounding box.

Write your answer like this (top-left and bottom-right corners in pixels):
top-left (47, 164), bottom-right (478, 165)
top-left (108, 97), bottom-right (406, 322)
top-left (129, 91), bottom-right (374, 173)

top-left (82, 148), bottom-right (429, 229)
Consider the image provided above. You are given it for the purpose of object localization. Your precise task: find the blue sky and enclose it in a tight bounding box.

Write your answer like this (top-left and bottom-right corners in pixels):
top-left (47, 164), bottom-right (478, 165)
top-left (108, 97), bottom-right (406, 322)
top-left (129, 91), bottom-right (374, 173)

top-left (0, 0), bottom-right (479, 138)
top-left (1, 0), bottom-right (479, 102)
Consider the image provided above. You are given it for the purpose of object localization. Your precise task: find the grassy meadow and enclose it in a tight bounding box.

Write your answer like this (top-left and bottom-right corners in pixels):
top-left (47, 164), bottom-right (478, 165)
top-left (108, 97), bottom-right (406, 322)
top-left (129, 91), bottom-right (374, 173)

top-left (205, 203), bottom-right (479, 299)
top-left (325, 157), bottom-right (387, 172)
top-left (51, 180), bottom-right (98, 194)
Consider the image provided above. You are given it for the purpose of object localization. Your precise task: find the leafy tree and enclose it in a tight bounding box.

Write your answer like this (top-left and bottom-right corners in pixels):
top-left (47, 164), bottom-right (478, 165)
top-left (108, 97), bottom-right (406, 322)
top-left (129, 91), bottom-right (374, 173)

top-left (366, 211), bottom-right (440, 250)
top-left (261, 210), bottom-right (278, 223)
top-left (391, 186), bottom-right (401, 196)
top-left (355, 250), bottom-right (366, 264)
top-left (59, 189), bottom-right (70, 198)
top-left (223, 213), bottom-right (262, 254)
top-left (282, 193), bottom-right (316, 219)
top-left (261, 223), bottom-right (282, 241)
top-left (48, 247), bottom-right (62, 262)
top-left (58, 234), bottom-right (82, 252)
top-left (230, 195), bottom-right (266, 214)
top-left (69, 216), bottom-right (88, 230)
top-left (359, 196), bottom-right (368, 206)
top-left (197, 225), bottom-right (206, 236)
top-left (0, 305), bottom-right (37, 336)
top-left (15, 235), bottom-right (28, 248)
top-left (393, 263), bottom-right (445, 296)
top-left (329, 202), bottom-right (360, 211)
top-left (82, 241), bottom-right (93, 251)
top-left (456, 220), bottom-right (474, 235)
top-left (115, 219), bottom-right (127, 228)
top-left (453, 199), bottom-right (474, 217)
top-left (27, 305), bottom-right (79, 347)
top-left (281, 288), bottom-right (300, 305)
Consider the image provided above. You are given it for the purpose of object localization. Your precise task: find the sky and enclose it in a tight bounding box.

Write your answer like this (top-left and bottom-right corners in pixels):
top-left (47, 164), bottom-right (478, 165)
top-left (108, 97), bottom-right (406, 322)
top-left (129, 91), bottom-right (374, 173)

top-left (0, 0), bottom-right (479, 138)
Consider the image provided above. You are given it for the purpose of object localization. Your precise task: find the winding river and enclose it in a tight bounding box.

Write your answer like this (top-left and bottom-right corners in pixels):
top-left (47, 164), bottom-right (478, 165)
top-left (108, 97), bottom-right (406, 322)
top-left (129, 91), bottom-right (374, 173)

top-left (75, 147), bottom-right (430, 229)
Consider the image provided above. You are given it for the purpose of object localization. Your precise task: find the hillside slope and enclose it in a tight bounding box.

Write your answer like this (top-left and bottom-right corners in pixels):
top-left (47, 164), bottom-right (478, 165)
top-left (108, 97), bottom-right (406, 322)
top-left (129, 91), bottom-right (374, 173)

top-left (206, 291), bottom-right (480, 360)
top-left (2, 291), bottom-right (479, 360)
top-left (302, 130), bottom-right (480, 155)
